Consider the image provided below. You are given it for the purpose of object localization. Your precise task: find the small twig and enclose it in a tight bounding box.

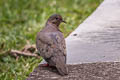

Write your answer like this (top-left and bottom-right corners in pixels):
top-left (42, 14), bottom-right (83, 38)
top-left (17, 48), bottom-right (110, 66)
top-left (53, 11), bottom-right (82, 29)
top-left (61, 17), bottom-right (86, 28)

top-left (9, 43), bottom-right (40, 60)
top-left (10, 49), bottom-right (40, 58)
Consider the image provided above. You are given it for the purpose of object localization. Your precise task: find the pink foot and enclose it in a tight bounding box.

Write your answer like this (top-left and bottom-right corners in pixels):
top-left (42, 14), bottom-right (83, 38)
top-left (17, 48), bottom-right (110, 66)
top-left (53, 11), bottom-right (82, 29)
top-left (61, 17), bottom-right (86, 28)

top-left (40, 64), bottom-right (49, 67)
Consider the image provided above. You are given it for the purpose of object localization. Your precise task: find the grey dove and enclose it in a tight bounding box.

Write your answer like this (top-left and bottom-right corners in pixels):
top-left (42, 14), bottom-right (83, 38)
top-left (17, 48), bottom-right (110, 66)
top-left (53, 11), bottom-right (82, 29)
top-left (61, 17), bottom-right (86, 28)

top-left (36, 14), bottom-right (68, 76)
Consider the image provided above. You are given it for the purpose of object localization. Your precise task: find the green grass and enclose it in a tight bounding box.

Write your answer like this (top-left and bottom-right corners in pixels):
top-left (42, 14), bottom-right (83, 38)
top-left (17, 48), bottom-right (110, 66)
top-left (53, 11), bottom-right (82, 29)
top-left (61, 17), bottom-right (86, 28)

top-left (0, 0), bottom-right (103, 79)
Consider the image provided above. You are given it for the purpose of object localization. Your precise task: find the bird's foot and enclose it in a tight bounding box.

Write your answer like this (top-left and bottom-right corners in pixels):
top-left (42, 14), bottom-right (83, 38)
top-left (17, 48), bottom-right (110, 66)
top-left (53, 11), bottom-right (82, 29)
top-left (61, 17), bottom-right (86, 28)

top-left (40, 64), bottom-right (49, 67)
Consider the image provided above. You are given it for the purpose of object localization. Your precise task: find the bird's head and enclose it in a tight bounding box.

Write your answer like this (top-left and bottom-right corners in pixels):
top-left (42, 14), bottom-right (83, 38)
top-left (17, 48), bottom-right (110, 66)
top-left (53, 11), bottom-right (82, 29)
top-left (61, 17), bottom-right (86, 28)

top-left (47, 14), bottom-right (66, 27)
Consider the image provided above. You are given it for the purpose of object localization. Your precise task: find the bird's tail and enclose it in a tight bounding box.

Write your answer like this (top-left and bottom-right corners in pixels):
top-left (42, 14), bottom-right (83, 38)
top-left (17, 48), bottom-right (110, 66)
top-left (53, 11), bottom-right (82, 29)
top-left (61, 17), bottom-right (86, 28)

top-left (55, 58), bottom-right (68, 76)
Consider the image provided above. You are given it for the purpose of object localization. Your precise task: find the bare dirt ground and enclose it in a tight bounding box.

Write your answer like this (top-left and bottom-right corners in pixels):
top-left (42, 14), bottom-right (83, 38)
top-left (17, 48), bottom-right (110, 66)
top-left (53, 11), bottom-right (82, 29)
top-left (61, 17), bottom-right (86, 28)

top-left (26, 62), bottom-right (120, 80)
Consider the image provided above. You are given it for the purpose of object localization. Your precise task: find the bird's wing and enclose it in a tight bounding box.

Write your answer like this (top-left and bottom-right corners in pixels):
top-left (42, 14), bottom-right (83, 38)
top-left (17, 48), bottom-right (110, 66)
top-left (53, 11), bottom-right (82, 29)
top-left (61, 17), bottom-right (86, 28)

top-left (36, 32), bottom-right (66, 60)
top-left (49, 32), bottom-right (68, 75)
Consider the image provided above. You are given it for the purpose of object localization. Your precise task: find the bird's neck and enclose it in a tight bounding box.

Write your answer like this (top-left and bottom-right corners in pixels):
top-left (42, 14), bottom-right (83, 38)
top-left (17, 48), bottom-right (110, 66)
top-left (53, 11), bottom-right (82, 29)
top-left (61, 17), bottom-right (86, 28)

top-left (46, 22), bottom-right (61, 31)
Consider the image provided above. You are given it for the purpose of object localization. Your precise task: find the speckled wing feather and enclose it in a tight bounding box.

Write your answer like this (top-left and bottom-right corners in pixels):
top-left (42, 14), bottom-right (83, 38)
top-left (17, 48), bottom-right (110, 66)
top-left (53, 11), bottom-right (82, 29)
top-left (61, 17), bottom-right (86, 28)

top-left (36, 31), bottom-right (68, 75)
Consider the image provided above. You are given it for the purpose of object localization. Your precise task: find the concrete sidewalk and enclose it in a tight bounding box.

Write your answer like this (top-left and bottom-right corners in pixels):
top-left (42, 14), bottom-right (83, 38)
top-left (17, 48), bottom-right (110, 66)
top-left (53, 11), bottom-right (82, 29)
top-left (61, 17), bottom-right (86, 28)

top-left (66, 0), bottom-right (120, 64)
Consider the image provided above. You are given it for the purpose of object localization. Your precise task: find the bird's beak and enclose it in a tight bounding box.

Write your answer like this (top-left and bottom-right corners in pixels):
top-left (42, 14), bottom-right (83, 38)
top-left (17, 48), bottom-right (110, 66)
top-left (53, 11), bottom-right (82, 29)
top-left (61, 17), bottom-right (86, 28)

top-left (62, 20), bottom-right (66, 23)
